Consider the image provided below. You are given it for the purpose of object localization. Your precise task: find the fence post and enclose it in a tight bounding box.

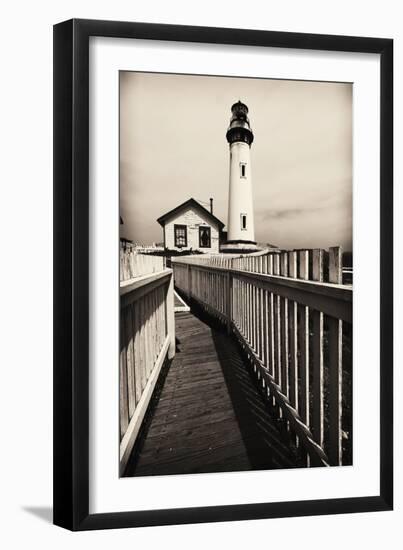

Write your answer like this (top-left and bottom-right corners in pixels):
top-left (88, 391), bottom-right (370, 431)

top-left (226, 270), bottom-right (232, 335)
top-left (187, 264), bottom-right (192, 297)
top-left (328, 246), bottom-right (343, 465)
top-left (166, 271), bottom-right (176, 359)
top-left (312, 249), bottom-right (324, 449)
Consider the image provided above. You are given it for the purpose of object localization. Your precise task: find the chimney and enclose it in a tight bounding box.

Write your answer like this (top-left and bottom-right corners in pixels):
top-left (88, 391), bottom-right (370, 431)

top-left (210, 197), bottom-right (214, 214)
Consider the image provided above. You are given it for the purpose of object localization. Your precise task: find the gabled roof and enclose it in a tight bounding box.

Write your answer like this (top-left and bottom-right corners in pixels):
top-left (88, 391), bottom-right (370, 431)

top-left (157, 198), bottom-right (225, 229)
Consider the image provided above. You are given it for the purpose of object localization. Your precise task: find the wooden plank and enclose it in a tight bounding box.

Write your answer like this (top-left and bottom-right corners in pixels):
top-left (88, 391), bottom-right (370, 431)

top-left (261, 257), bottom-right (269, 371)
top-left (249, 280), bottom-right (255, 349)
top-left (187, 262), bottom-right (352, 306)
top-left (280, 252), bottom-right (289, 398)
top-left (174, 289), bottom-right (190, 312)
top-left (233, 277), bottom-right (237, 327)
top-left (120, 269), bottom-right (171, 303)
top-left (261, 287), bottom-right (267, 366)
top-left (288, 251), bottom-right (298, 411)
top-left (120, 336), bottom-right (171, 475)
top-left (152, 290), bottom-right (158, 362)
top-left (234, 276), bottom-right (239, 329)
top-left (328, 316), bottom-right (343, 465)
top-left (149, 293), bottom-right (155, 375)
top-left (255, 283), bottom-right (260, 378)
top-left (187, 264), bottom-right (192, 297)
top-left (267, 255), bottom-right (275, 384)
top-left (166, 269), bottom-right (176, 359)
top-left (127, 312), bottom-right (300, 476)
top-left (255, 283), bottom-right (260, 358)
top-left (328, 246), bottom-right (343, 465)
top-left (247, 279), bottom-right (251, 345)
top-left (125, 305), bottom-right (136, 419)
top-left (155, 288), bottom-right (161, 357)
top-left (251, 282), bottom-right (255, 350)
top-left (253, 284), bottom-right (258, 353)
top-left (235, 271), bottom-right (352, 323)
top-left (145, 294), bottom-right (151, 380)
top-left (298, 250), bottom-right (310, 429)
top-left (236, 278), bottom-right (240, 329)
top-left (273, 254), bottom-right (282, 416)
top-left (238, 277), bottom-right (241, 330)
top-left (119, 310), bottom-right (129, 440)
top-left (226, 271), bottom-right (232, 335)
top-left (133, 297), bottom-right (142, 403)
top-left (329, 246), bottom-right (342, 285)
top-left (263, 287), bottom-right (269, 368)
top-left (139, 297), bottom-right (147, 390)
top-left (162, 284), bottom-right (167, 339)
top-left (150, 292), bottom-right (155, 367)
top-left (242, 278), bottom-right (246, 337)
top-left (175, 260), bottom-right (351, 321)
top-left (312, 249), bottom-right (324, 449)
top-left (258, 284), bottom-right (263, 361)
top-left (242, 278), bottom-right (246, 340)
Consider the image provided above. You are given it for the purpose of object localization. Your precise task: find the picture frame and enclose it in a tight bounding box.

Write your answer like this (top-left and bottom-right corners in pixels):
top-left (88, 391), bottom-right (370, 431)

top-left (53, 18), bottom-right (393, 531)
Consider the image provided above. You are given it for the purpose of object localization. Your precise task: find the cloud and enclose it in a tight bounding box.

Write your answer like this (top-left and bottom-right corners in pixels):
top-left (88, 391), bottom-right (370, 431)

top-left (259, 206), bottom-right (320, 221)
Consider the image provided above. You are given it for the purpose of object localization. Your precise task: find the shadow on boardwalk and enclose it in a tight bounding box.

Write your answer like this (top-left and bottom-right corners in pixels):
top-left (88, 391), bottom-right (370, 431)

top-left (124, 305), bottom-right (302, 477)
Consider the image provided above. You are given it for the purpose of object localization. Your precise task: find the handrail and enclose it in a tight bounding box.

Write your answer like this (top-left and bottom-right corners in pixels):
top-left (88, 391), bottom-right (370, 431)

top-left (120, 248), bottom-right (165, 281)
top-left (120, 269), bottom-right (172, 309)
top-left (181, 264), bottom-right (352, 323)
top-left (119, 268), bottom-right (175, 474)
top-left (120, 269), bottom-right (171, 295)
top-left (172, 247), bottom-right (352, 468)
top-left (187, 263), bottom-right (351, 300)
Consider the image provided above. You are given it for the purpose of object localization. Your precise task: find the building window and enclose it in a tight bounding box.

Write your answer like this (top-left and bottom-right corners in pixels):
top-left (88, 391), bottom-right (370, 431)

top-left (174, 224), bottom-right (187, 248)
top-left (199, 226), bottom-right (211, 248)
top-left (240, 162), bottom-right (246, 178)
top-left (241, 214), bottom-right (247, 230)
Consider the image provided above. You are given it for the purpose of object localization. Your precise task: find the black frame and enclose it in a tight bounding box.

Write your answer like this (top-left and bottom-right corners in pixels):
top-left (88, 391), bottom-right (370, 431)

top-left (54, 19), bottom-right (393, 531)
top-left (174, 224), bottom-right (188, 248)
top-left (199, 226), bottom-right (211, 248)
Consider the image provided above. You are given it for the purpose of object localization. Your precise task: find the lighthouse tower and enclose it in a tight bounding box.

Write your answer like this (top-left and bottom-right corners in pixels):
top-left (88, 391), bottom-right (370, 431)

top-left (223, 101), bottom-right (257, 252)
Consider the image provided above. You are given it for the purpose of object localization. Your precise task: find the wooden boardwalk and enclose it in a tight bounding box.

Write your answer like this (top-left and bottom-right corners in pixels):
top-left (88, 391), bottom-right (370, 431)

top-left (124, 309), bottom-right (301, 477)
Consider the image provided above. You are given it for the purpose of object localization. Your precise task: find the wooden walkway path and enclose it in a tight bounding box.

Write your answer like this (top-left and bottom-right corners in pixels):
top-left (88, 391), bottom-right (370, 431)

top-left (124, 308), bottom-right (301, 477)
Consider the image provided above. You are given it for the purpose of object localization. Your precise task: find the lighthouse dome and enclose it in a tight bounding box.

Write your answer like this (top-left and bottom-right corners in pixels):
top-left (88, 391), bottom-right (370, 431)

top-left (231, 100), bottom-right (249, 116)
top-left (226, 100), bottom-right (254, 146)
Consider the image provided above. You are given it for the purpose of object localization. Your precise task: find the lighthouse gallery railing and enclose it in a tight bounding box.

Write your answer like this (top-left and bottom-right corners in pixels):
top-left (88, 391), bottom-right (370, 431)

top-left (172, 248), bottom-right (352, 467)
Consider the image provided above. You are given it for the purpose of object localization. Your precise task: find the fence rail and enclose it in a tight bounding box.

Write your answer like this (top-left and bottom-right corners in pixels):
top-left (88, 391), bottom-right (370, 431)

top-left (119, 268), bottom-right (175, 474)
top-left (172, 247), bottom-right (352, 467)
top-left (120, 247), bottom-right (165, 282)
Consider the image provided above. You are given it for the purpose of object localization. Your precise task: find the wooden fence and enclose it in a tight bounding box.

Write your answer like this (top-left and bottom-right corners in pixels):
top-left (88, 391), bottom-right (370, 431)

top-left (119, 267), bottom-right (175, 474)
top-left (120, 247), bottom-right (165, 282)
top-left (172, 247), bottom-right (352, 467)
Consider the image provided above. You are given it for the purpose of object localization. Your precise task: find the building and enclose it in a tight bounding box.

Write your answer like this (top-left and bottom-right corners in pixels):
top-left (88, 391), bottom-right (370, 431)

top-left (221, 101), bottom-right (258, 253)
top-left (157, 198), bottom-right (225, 254)
top-left (156, 102), bottom-right (259, 255)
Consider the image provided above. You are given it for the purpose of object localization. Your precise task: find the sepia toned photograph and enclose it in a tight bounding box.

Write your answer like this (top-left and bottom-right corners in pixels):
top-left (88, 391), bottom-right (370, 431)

top-left (119, 71), bottom-right (353, 478)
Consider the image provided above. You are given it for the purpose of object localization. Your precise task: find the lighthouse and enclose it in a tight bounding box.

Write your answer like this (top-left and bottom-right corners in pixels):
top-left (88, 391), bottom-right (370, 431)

top-left (222, 101), bottom-right (257, 252)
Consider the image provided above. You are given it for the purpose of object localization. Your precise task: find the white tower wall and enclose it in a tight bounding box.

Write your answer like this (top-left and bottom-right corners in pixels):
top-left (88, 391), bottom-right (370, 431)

top-left (227, 141), bottom-right (255, 243)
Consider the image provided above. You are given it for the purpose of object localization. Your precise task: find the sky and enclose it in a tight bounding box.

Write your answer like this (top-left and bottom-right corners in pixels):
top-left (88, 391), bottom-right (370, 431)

top-left (120, 71), bottom-right (352, 251)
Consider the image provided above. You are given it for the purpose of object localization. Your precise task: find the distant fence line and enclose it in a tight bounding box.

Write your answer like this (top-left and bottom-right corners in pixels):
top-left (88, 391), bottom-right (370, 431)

top-left (120, 248), bottom-right (165, 282)
top-left (172, 247), bottom-right (352, 467)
